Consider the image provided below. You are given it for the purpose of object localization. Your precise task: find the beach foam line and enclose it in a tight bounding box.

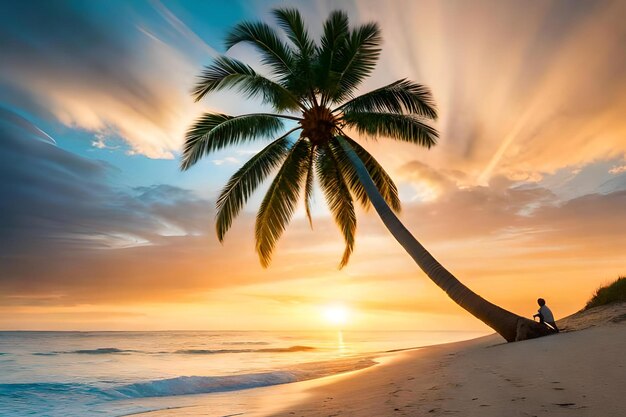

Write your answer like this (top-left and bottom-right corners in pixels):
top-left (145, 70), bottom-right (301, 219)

top-left (114, 356), bottom-right (376, 398)
top-left (114, 373), bottom-right (298, 397)
top-left (1, 357), bottom-right (377, 402)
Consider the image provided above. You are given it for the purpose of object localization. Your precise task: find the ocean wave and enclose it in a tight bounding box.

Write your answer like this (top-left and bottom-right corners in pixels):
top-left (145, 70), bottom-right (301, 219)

top-left (32, 345), bottom-right (314, 357)
top-left (0, 373), bottom-right (299, 400)
top-left (72, 348), bottom-right (138, 354)
top-left (1, 357), bottom-right (375, 401)
top-left (176, 345), bottom-right (315, 355)
top-left (0, 374), bottom-right (298, 402)
top-left (114, 372), bottom-right (298, 397)
top-left (114, 357), bottom-right (374, 398)
top-left (34, 347), bottom-right (140, 356)
top-left (0, 382), bottom-right (122, 399)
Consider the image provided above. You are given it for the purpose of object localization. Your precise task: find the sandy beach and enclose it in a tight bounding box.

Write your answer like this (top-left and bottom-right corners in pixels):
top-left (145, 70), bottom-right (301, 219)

top-left (136, 303), bottom-right (626, 417)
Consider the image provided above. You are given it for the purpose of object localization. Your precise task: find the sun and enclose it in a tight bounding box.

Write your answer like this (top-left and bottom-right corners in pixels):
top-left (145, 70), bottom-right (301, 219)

top-left (323, 304), bottom-right (350, 326)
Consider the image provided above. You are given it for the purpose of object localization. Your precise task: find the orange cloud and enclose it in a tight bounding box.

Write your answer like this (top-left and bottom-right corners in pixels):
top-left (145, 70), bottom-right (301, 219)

top-left (352, 0), bottom-right (626, 183)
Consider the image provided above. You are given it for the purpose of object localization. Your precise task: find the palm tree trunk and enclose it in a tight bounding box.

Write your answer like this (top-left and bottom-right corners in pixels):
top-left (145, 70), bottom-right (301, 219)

top-left (337, 137), bottom-right (554, 342)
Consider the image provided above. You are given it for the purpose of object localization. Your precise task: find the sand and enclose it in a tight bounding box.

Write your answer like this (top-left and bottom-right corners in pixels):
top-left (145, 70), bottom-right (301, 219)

top-left (134, 303), bottom-right (626, 417)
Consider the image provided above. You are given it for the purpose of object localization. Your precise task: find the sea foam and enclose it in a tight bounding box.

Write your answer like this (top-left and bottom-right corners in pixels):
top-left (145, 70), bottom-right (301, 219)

top-left (114, 357), bottom-right (373, 398)
top-left (114, 372), bottom-right (298, 397)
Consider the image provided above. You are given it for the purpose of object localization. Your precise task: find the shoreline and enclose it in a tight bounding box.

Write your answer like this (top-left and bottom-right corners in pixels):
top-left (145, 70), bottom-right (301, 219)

top-left (129, 303), bottom-right (626, 417)
top-left (125, 335), bottom-right (496, 417)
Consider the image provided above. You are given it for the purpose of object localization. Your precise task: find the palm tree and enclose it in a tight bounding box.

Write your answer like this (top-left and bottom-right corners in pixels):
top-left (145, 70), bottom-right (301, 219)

top-left (181, 9), bottom-right (553, 342)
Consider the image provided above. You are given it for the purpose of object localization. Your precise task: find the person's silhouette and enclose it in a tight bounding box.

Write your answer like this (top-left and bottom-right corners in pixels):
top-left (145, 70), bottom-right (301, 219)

top-left (533, 298), bottom-right (559, 332)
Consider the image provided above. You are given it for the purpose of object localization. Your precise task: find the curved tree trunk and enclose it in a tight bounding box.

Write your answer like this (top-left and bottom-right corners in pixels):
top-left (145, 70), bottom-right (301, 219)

top-left (337, 137), bottom-right (554, 342)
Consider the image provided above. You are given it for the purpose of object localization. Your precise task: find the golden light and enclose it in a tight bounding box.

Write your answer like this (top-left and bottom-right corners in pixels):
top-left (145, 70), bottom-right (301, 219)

top-left (323, 304), bottom-right (350, 326)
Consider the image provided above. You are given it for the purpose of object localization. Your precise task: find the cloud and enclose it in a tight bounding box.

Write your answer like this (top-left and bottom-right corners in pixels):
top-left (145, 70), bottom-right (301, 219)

top-left (149, 0), bottom-right (218, 57)
top-left (351, 0), bottom-right (626, 183)
top-left (397, 160), bottom-right (459, 201)
top-left (609, 165), bottom-right (626, 175)
top-left (0, 109), bottom-right (223, 304)
top-left (91, 133), bottom-right (121, 150)
top-left (212, 156), bottom-right (240, 166)
top-left (0, 111), bottom-right (205, 254)
top-left (0, 1), bottom-right (200, 159)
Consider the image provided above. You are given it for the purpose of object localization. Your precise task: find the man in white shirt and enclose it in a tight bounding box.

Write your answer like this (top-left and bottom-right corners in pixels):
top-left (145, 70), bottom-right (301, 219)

top-left (533, 298), bottom-right (559, 332)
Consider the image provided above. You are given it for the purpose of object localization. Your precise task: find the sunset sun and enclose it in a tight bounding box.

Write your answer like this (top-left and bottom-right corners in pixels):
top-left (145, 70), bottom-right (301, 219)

top-left (324, 305), bottom-right (350, 326)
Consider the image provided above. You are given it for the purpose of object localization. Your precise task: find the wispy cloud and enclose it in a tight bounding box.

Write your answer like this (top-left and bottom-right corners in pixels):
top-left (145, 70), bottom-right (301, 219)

top-left (609, 165), bottom-right (626, 175)
top-left (212, 156), bottom-right (240, 166)
top-left (351, 0), bottom-right (626, 183)
top-left (0, 2), bottom-right (200, 159)
top-left (0, 109), bottom-right (210, 260)
top-left (149, 0), bottom-right (218, 57)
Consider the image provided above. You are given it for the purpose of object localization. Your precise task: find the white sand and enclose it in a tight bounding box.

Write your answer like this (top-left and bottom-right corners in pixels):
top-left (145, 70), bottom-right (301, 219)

top-left (134, 303), bottom-right (626, 417)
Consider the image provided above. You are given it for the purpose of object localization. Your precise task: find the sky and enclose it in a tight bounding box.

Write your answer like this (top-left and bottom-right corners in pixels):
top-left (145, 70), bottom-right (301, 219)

top-left (1, 0), bottom-right (625, 332)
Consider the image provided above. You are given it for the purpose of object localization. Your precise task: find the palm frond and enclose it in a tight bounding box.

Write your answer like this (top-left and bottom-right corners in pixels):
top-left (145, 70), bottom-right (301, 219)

top-left (316, 144), bottom-right (356, 268)
top-left (272, 8), bottom-right (316, 100)
top-left (216, 131), bottom-right (298, 241)
top-left (329, 137), bottom-right (401, 212)
top-left (334, 79), bottom-right (437, 119)
top-left (272, 8), bottom-right (314, 56)
top-left (225, 21), bottom-right (294, 82)
top-left (192, 56), bottom-right (301, 111)
top-left (255, 138), bottom-right (311, 267)
top-left (342, 112), bottom-right (438, 147)
top-left (329, 22), bottom-right (382, 103)
top-left (315, 11), bottom-right (349, 100)
top-left (181, 113), bottom-right (285, 171)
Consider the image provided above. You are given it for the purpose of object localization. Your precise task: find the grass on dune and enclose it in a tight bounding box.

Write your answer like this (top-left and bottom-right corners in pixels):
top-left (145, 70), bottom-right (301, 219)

top-left (585, 276), bottom-right (626, 310)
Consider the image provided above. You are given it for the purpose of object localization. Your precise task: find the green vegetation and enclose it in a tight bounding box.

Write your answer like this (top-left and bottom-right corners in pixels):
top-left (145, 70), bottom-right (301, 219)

top-left (585, 277), bottom-right (626, 309)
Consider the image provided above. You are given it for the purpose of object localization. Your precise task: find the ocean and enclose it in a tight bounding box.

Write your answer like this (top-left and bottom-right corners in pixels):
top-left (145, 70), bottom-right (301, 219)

top-left (0, 330), bottom-right (485, 416)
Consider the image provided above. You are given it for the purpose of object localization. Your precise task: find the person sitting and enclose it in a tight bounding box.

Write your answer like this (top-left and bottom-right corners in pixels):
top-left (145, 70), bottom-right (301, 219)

top-left (533, 298), bottom-right (559, 332)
